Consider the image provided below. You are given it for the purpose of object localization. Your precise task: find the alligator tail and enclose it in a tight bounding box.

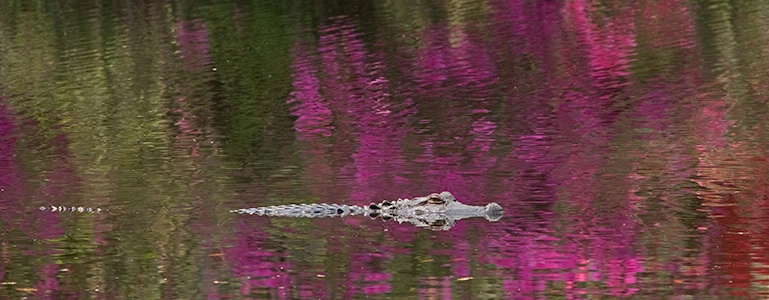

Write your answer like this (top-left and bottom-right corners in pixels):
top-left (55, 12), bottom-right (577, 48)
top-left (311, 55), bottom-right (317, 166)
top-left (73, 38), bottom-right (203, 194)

top-left (230, 203), bottom-right (365, 218)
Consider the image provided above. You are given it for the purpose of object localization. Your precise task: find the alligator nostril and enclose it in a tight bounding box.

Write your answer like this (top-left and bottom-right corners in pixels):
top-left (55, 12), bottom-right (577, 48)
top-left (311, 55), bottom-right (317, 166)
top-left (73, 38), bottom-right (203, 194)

top-left (486, 203), bottom-right (503, 212)
top-left (485, 203), bottom-right (504, 221)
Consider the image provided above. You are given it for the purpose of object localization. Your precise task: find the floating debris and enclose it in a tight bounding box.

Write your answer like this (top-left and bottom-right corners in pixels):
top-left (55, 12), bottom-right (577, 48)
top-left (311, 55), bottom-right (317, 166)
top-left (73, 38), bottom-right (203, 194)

top-left (39, 206), bottom-right (103, 213)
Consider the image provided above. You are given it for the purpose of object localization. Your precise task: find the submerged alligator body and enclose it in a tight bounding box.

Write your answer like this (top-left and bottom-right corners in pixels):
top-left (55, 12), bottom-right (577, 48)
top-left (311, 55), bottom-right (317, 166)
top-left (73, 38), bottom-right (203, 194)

top-left (231, 191), bottom-right (503, 231)
top-left (39, 192), bottom-right (504, 231)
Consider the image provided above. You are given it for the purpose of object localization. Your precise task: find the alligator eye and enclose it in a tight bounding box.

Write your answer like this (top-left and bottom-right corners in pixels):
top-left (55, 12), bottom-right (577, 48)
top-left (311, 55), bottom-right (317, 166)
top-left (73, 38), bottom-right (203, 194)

top-left (431, 220), bottom-right (446, 226)
top-left (428, 194), bottom-right (445, 204)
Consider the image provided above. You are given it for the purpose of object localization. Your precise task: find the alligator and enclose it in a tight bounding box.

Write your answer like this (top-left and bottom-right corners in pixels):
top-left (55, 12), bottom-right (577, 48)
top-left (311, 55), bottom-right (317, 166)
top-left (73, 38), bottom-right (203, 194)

top-left (38, 192), bottom-right (504, 231)
top-left (230, 191), bottom-right (503, 231)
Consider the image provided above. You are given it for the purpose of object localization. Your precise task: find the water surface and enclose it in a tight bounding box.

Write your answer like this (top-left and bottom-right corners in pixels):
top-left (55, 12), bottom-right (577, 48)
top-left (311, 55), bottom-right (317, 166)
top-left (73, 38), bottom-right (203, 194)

top-left (1, 0), bottom-right (769, 299)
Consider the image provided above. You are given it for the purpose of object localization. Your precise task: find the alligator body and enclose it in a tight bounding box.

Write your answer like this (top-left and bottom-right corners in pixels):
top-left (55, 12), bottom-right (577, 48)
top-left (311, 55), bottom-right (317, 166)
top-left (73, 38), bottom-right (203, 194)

top-left (230, 191), bottom-right (503, 231)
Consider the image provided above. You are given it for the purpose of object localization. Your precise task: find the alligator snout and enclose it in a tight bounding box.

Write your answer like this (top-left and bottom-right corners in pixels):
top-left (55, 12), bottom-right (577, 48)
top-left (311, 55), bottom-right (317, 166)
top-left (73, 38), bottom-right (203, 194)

top-left (484, 202), bottom-right (504, 222)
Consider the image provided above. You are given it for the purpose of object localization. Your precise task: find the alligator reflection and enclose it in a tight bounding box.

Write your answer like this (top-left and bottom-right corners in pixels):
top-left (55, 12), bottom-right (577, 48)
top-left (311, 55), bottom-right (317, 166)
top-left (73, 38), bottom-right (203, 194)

top-left (231, 191), bottom-right (503, 231)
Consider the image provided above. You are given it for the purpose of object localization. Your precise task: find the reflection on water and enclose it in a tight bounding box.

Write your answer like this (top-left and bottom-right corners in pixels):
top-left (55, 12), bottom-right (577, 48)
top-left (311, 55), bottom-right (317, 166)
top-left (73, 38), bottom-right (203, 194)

top-left (2, 0), bottom-right (769, 298)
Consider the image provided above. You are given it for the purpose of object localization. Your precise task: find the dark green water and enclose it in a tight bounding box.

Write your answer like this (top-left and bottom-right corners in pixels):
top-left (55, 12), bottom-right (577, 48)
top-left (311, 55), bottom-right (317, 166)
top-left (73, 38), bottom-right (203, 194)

top-left (2, 0), bottom-right (769, 298)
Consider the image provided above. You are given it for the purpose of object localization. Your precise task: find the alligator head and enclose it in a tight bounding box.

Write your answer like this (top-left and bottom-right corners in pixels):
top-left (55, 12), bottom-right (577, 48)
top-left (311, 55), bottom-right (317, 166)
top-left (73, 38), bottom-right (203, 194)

top-left (369, 191), bottom-right (504, 230)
